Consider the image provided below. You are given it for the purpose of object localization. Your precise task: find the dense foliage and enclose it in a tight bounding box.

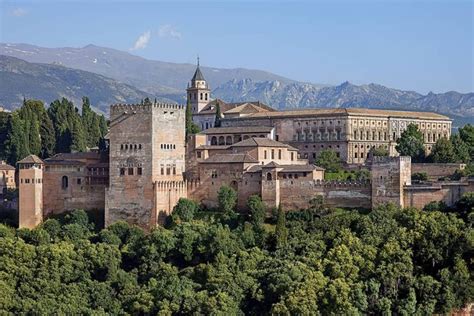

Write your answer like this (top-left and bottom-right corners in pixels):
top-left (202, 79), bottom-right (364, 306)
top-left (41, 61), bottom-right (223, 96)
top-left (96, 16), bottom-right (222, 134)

top-left (1, 196), bottom-right (472, 314)
top-left (0, 97), bottom-right (107, 164)
top-left (396, 124), bottom-right (426, 162)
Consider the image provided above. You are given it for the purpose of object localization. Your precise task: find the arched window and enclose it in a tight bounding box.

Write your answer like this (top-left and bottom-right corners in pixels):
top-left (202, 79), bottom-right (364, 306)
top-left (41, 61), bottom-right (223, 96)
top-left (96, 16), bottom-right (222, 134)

top-left (61, 176), bottom-right (68, 189)
top-left (205, 122), bottom-right (209, 129)
top-left (218, 136), bottom-right (225, 145)
top-left (225, 136), bottom-right (232, 145)
top-left (266, 173), bottom-right (272, 181)
top-left (211, 136), bottom-right (217, 145)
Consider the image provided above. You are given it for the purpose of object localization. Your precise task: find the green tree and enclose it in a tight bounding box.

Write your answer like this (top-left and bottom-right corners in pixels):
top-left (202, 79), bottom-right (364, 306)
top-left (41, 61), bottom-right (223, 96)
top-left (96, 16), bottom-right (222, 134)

top-left (217, 186), bottom-right (237, 220)
top-left (458, 124), bottom-right (474, 160)
top-left (4, 113), bottom-right (29, 164)
top-left (396, 123), bottom-right (426, 162)
top-left (275, 205), bottom-right (288, 248)
top-left (214, 103), bottom-right (222, 127)
top-left (185, 98), bottom-right (200, 136)
top-left (430, 137), bottom-right (455, 163)
top-left (450, 134), bottom-right (470, 163)
top-left (315, 149), bottom-right (341, 172)
top-left (172, 198), bottom-right (199, 222)
top-left (370, 146), bottom-right (389, 157)
top-left (247, 195), bottom-right (266, 227)
top-left (40, 111), bottom-right (56, 158)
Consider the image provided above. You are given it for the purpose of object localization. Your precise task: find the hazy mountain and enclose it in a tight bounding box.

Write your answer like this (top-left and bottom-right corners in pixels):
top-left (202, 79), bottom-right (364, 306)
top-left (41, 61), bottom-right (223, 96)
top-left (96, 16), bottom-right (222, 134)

top-left (0, 43), bottom-right (298, 98)
top-left (213, 79), bottom-right (474, 125)
top-left (1, 43), bottom-right (472, 125)
top-left (0, 55), bottom-right (154, 114)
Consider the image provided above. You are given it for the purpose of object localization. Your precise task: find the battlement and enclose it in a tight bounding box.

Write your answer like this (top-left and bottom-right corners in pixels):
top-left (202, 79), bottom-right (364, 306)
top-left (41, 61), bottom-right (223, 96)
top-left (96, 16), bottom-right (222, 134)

top-left (110, 102), bottom-right (185, 116)
top-left (372, 156), bottom-right (411, 164)
top-left (279, 179), bottom-right (371, 188)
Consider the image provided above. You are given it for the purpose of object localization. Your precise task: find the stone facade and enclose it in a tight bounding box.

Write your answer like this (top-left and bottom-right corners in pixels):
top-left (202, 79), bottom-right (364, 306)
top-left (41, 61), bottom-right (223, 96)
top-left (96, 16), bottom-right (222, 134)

top-left (105, 102), bottom-right (186, 229)
top-left (220, 109), bottom-right (452, 164)
top-left (411, 163), bottom-right (466, 181)
top-left (0, 161), bottom-right (16, 194)
top-left (18, 155), bottom-right (44, 229)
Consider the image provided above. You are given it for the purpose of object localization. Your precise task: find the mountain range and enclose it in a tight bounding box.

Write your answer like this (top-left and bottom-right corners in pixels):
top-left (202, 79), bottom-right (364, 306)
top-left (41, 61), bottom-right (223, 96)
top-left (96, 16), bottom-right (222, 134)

top-left (0, 43), bottom-right (472, 126)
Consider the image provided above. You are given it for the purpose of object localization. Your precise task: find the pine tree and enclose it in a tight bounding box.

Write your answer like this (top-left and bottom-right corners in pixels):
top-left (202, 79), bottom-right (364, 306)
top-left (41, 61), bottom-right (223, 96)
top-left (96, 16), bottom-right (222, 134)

top-left (451, 134), bottom-right (470, 163)
top-left (430, 137), bottom-right (455, 163)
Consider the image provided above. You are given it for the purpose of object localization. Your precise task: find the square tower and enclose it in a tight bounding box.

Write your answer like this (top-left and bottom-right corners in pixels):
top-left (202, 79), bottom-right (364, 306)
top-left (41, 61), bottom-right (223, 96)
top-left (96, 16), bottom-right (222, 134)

top-left (18, 155), bottom-right (44, 229)
top-left (105, 102), bottom-right (186, 230)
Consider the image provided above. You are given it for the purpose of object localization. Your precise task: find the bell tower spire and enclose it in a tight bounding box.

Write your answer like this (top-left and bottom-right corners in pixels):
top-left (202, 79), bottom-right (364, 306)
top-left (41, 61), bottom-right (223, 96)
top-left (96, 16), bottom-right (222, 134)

top-left (187, 57), bottom-right (210, 115)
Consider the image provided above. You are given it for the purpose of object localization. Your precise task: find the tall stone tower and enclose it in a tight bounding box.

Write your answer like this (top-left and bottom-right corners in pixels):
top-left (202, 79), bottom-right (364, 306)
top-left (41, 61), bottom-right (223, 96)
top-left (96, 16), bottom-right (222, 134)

top-left (18, 155), bottom-right (44, 229)
top-left (105, 101), bottom-right (186, 230)
top-left (371, 156), bottom-right (411, 208)
top-left (186, 58), bottom-right (210, 115)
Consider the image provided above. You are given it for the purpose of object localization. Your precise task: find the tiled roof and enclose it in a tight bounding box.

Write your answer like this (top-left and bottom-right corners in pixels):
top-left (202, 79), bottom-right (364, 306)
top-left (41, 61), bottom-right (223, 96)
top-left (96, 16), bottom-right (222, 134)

top-left (247, 164), bottom-right (323, 173)
top-left (17, 155), bottom-right (44, 164)
top-left (225, 107), bottom-right (450, 120)
top-left (195, 99), bottom-right (275, 115)
top-left (44, 159), bottom-right (86, 166)
top-left (200, 126), bottom-right (274, 135)
top-left (231, 137), bottom-right (298, 150)
top-left (191, 65), bottom-right (205, 81)
top-left (0, 163), bottom-right (15, 170)
top-left (196, 145), bottom-right (230, 150)
top-left (200, 153), bottom-right (258, 164)
top-left (49, 152), bottom-right (101, 160)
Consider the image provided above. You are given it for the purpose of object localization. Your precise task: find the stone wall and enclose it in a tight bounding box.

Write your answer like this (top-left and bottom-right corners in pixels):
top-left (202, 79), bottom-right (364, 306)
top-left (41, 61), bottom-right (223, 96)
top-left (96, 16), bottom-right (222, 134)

top-left (404, 180), bottom-right (474, 209)
top-left (412, 163), bottom-right (466, 181)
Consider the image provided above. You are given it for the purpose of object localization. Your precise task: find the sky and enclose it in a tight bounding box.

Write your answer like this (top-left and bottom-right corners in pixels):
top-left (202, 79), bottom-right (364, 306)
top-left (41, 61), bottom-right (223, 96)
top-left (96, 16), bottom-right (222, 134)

top-left (0, 0), bottom-right (473, 94)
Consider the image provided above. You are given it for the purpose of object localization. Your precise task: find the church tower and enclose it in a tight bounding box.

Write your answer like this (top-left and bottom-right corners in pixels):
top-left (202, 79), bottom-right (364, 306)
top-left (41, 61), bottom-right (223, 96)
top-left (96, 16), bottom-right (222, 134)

top-left (187, 57), bottom-right (210, 114)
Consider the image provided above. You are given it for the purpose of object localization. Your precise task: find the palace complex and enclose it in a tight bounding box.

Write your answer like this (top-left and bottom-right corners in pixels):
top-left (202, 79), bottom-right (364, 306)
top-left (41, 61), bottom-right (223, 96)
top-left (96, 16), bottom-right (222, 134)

top-left (11, 62), bottom-right (472, 230)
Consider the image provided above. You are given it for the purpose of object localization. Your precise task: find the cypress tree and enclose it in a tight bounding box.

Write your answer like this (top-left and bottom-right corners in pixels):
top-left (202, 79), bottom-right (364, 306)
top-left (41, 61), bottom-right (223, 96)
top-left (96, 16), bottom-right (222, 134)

top-left (275, 204), bottom-right (288, 248)
top-left (185, 98), bottom-right (200, 136)
top-left (5, 113), bottom-right (29, 164)
top-left (214, 102), bottom-right (222, 127)
top-left (40, 112), bottom-right (56, 158)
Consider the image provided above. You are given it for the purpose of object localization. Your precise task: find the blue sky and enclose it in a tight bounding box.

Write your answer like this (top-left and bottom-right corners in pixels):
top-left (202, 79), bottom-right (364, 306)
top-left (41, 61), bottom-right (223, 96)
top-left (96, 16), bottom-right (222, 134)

top-left (1, 0), bottom-right (472, 94)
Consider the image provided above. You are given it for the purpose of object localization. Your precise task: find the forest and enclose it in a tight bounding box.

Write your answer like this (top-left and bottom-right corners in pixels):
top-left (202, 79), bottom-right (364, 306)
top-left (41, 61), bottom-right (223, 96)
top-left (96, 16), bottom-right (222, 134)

top-left (0, 188), bottom-right (472, 315)
top-left (0, 97), bottom-right (108, 165)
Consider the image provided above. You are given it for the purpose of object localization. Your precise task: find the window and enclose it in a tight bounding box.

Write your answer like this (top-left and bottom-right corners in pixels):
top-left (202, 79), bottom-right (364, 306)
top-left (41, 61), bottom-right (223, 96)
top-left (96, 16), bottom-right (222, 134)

top-left (61, 176), bottom-right (68, 189)
top-left (271, 149), bottom-right (275, 159)
top-left (197, 151), bottom-right (202, 158)
top-left (77, 178), bottom-right (82, 185)
top-left (291, 152), bottom-right (294, 161)
top-left (137, 167), bottom-right (142, 175)
top-left (120, 144), bottom-right (124, 150)
top-left (166, 165), bottom-right (171, 175)
top-left (161, 165), bottom-right (164, 175)
top-left (200, 93), bottom-right (203, 100)
top-left (278, 149), bottom-right (282, 159)
top-left (266, 173), bottom-right (272, 181)
top-left (173, 166), bottom-right (176, 175)
top-left (355, 153), bottom-right (358, 158)
top-left (264, 150), bottom-right (267, 159)
top-left (120, 168), bottom-right (125, 176)
top-left (128, 168), bottom-right (134, 175)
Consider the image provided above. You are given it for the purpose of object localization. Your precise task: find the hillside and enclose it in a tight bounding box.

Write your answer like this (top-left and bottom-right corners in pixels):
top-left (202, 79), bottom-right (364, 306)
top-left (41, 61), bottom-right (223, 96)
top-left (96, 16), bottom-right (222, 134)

top-left (213, 79), bottom-right (474, 125)
top-left (0, 55), bottom-right (154, 113)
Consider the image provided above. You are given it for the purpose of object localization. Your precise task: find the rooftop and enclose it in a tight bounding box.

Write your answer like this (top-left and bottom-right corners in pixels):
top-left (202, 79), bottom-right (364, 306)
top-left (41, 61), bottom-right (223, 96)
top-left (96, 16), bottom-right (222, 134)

top-left (200, 126), bottom-right (274, 135)
top-left (195, 99), bottom-right (275, 116)
top-left (231, 137), bottom-right (298, 150)
top-left (201, 153), bottom-right (258, 164)
top-left (247, 163), bottom-right (323, 173)
top-left (17, 155), bottom-right (44, 164)
top-left (223, 107), bottom-right (450, 120)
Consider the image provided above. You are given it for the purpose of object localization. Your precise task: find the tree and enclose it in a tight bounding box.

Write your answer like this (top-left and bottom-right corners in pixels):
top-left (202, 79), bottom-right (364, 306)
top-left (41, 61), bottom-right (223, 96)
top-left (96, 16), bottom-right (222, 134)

top-left (370, 146), bottom-right (389, 157)
top-left (315, 149), bottom-right (341, 172)
top-left (396, 124), bottom-right (426, 162)
top-left (275, 205), bottom-right (288, 248)
top-left (71, 115), bottom-right (87, 152)
top-left (172, 198), bottom-right (199, 222)
top-left (214, 103), bottom-right (222, 127)
top-left (247, 195), bottom-right (266, 227)
top-left (450, 134), bottom-right (470, 163)
top-left (458, 124), bottom-right (474, 160)
top-left (430, 137), bottom-right (455, 163)
top-left (40, 112), bottom-right (56, 158)
top-left (217, 186), bottom-right (237, 220)
top-left (4, 113), bottom-right (29, 164)
top-left (185, 98), bottom-right (200, 136)
top-left (412, 172), bottom-right (428, 182)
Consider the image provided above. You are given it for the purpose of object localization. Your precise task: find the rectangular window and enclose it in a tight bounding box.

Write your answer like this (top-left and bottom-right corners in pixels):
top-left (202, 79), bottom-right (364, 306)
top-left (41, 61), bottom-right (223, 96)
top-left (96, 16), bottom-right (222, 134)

top-left (271, 150), bottom-right (275, 159)
top-left (173, 166), bottom-right (176, 175)
top-left (291, 152), bottom-right (294, 161)
top-left (361, 152), bottom-right (364, 158)
top-left (128, 168), bottom-right (134, 175)
top-left (264, 150), bottom-right (267, 159)
top-left (120, 168), bottom-right (125, 176)
top-left (166, 166), bottom-right (171, 175)
top-left (137, 167), bottom-right (142, 175)
top-left (197, 151), bottom-right (202, 158)
top-left (77, 178), bottom-right (82, 185)
top-left (161, 165), bottom-right (164, 175)
top-left (355, 153), bottom-right (358, 158)
top-left (278, 150), bottom-right (282, 159)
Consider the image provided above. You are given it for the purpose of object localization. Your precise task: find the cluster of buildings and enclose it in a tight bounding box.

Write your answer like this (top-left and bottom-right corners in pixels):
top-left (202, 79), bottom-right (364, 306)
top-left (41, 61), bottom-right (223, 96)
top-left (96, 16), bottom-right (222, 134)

top-left (4, 62), bottom-right (472, 230)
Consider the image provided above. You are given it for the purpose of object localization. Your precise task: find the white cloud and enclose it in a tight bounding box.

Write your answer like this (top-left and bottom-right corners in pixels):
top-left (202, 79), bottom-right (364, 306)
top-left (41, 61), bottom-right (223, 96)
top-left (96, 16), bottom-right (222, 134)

top-left (130, 30), bottom-right (151, 51)
top-left (10, 7), bottom-right (28, 17)
top-left (158, 24), bottom-right (181, 39)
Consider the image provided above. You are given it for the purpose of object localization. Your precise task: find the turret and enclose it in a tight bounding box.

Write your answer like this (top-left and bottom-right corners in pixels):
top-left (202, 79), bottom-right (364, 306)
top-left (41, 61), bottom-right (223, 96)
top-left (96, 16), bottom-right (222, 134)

top-left (18, 155), bottom-right (44, 228)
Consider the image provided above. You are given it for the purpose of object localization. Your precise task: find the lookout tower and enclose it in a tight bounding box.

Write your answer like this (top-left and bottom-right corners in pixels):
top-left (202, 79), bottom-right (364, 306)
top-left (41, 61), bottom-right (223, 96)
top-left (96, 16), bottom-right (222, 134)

top-left (186, 57), bottom-right (210, 115)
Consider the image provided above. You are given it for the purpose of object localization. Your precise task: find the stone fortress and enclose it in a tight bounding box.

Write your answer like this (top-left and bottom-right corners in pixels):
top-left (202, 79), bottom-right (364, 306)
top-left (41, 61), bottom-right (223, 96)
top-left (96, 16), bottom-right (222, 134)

top-left (14, 62), bottom-right (473, 230)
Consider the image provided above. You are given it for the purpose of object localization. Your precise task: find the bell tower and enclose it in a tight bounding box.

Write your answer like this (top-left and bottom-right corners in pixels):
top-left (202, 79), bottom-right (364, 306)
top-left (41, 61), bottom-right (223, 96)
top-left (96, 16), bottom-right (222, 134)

top-left (187, 57), bottom-right (210, 114)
